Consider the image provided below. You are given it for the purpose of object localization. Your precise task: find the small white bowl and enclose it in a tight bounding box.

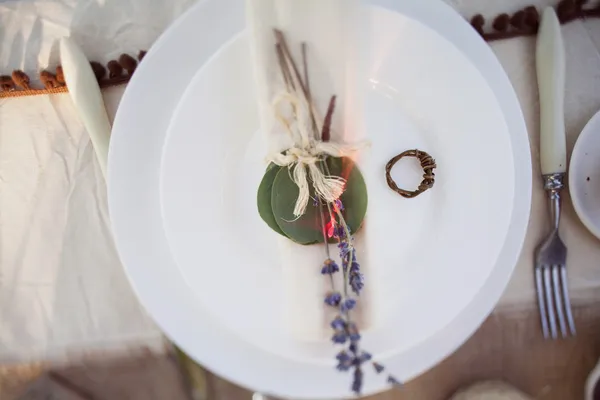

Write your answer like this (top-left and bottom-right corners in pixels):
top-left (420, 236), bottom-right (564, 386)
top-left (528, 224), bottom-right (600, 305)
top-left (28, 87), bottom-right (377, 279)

top-left (569, 109), bottom-right (600, 240)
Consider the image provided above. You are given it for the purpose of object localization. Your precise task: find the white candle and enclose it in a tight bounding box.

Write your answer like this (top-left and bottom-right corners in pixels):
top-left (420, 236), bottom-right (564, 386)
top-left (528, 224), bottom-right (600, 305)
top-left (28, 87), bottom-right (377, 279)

top-left (60, 37), bottom-right (112, 178)
top-left (536, 8), bottom-right (566, 175)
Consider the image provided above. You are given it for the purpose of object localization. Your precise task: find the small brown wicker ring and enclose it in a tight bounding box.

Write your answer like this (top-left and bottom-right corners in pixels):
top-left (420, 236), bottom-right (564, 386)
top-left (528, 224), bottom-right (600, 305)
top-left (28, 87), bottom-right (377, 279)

top-left (385, 149), bottom-right (437, 198)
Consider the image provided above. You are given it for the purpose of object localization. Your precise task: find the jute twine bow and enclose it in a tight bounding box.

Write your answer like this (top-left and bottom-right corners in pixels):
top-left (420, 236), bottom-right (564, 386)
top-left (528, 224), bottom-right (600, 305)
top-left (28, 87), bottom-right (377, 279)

top-left (267, 91), bottom-right (367, 217)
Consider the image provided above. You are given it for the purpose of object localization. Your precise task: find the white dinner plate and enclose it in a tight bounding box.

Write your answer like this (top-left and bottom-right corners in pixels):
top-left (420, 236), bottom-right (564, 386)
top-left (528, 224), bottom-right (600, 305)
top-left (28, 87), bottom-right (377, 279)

top-left (108, 0), bottom-right (531, 398)
top-left (570, 109), bottom-right (600, 239)
top-left (162, 1), bottom-right (513, 369)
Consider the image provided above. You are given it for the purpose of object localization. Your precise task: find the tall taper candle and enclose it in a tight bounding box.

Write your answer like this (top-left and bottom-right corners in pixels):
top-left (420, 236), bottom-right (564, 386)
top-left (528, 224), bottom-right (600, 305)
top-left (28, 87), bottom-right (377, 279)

top-left (60, 37), bottom-right (112, 178)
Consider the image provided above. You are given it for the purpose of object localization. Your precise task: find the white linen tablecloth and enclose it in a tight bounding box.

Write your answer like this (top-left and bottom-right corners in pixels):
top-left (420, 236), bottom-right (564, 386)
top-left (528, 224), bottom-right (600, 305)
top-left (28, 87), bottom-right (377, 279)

top-left (2, 0), bottom-right (600, 363)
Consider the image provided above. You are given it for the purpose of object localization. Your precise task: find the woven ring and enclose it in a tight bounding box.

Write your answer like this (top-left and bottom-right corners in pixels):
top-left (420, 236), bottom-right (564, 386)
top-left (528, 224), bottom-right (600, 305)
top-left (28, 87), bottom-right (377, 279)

top-left (385, 149), bottom-right (437, 198)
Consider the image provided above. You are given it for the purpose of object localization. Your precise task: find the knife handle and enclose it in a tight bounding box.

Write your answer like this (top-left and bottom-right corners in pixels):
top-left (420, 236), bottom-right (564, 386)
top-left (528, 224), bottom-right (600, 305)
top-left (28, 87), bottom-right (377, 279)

top-left (536, 7), bottom-right (566, 175)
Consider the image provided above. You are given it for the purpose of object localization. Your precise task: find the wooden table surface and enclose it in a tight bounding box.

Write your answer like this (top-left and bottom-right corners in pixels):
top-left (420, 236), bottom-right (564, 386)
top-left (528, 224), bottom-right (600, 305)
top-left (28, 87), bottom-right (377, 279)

top-left (3, 305), bottom-right (600, 399)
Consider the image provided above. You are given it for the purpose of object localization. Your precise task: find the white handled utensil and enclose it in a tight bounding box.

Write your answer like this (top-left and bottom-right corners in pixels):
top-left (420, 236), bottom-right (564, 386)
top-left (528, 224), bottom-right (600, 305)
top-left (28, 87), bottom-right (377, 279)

top-left (60, 37), bottom-right (111, 178)
top-left (534, 7), bottom-right (575, 340)
top-left (536, 7), bottom-right (566, 175)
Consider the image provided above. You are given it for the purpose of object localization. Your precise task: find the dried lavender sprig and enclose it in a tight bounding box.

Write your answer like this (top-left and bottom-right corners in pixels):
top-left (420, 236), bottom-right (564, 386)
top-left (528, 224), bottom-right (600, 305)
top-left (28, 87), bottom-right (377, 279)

top-left (326, 205), bottom-right (365, 394)
top-left (332, 204), bottom-right (363, 296)
top-left (330, 201), bottom-right (403, 395)
top-left (279, 31), bottom-right (400, 395)
top-left (318, 195), bottom-right (402, 394)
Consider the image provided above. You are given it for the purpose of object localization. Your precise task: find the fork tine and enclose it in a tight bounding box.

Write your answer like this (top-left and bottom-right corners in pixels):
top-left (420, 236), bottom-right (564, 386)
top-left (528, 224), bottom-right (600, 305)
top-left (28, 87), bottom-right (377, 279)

top-left (535, 267), bottom-right (550, 338)
top-left (560, 265), bottom-right (577, 335)
top-left (543, 266), bottom-right (558, 339)
top-left (552, 265), bottom-right (568, 337)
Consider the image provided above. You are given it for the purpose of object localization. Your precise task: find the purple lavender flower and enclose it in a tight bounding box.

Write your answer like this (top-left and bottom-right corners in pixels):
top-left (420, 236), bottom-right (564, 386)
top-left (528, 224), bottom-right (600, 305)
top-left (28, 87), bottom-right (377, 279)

top-left (330, 316), bottom-right (346, 330)
top-left (350, 261), bottom-right (360, 273)
top-left (351, 367), bottom-right (363, 394)
top-left (359, 352), bottom-right (372, 363)
top-left (336, 350), bottom-right (351, 362)
top-left (338, 241), bottom-right (350, 258)
top-left (333, 225), bottom-right (346, 239)
top-left (331, 330), bottom-right (348, 344)
top-left (334, 199), bottom-right (344, 211)
top-left (347, 323), bottom-right (361, 343)
top-left (340, 298), bottom-right (357, 312)
top-left (349, 271), bottom-right (364, 295)
top-left (336, 351), bottom-right (353, 371)
top-left (313, 197), bottom-right (319, 207)
top-left (372, 362), bottom-right (385, 374)
top-left (321, 259), bottom-right (340, 275)
top-left (324, 292), bottom-right (342, 307)
top-left (387, 375), bottom-right (403, 387)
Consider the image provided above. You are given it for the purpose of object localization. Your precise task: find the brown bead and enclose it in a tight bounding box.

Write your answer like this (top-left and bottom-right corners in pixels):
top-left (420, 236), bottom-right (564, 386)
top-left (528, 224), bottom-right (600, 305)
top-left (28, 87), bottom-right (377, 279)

top-left (107, 60), bottom-right (123, 79)
top-left (55, 65), bottom-right (65, 84)
top-left (557, 0), bottom-right (577, 22)
top-left (524, 6), bottom-right (540, 29)
top-left (510, 10), bottom-right (527, 29)
top-left (138, 50), bottom-right (147, 61)
top-left (118, 53), bottom-right (137, 75)
top-left (493, 13), bottom-right (510, 31)
top-left (90, 61), bottom-right (106, 81)
top-left (40, 70), bottom-right (59, 89)
top-left (470, 14), bottom-right (485, 35)
top-left (0, 75), bottom-right (14, 91)
top-left (12, 70), bottom-right (30, 89)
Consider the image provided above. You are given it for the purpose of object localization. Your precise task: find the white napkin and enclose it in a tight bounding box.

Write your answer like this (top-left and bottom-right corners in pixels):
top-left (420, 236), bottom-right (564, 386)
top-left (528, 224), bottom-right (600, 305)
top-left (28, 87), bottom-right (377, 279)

top-left (246, 0), bottom-right (374, 341)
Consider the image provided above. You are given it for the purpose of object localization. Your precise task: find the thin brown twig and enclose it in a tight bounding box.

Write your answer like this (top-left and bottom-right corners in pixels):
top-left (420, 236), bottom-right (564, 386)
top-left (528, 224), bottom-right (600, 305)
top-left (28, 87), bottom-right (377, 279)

top-left (301, 42), bottom-right (310, 101)
top-left (274, 29), bottom-right (309, 99)
top-left (276, 43), bottom-right (293, 91)
top-left (321, 95), bottom-right (336, 142)
top-left (300, 41), bottom-right (319, 135)
top-left (47, 372), bottom-right (96, 400)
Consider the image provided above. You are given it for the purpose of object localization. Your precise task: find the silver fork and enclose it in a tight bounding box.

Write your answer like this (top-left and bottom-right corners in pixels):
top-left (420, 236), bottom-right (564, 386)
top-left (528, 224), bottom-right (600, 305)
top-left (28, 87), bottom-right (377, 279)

top-left (535, 174), bottom-right (576, 339)
top-left (535, 8), bottom-right (576, 339)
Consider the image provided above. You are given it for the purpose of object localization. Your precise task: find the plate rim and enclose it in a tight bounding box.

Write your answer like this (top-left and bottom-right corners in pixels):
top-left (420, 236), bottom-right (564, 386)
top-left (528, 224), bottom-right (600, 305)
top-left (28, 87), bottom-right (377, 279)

top-left (108, 0), bottom-right (532, 397)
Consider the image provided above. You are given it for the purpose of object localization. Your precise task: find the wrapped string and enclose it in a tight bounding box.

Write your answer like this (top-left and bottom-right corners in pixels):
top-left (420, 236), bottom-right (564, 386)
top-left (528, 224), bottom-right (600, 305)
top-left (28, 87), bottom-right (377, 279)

top-left (267, 91), bottom-right (368, 216)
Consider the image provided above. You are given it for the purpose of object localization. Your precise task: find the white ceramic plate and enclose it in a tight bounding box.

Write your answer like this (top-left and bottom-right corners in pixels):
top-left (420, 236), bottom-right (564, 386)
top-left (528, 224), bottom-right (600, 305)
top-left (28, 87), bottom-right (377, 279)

top-left (162, 4), bottom-right (512, 365)
top-left (108, 0), bottom-right (531, 398)
top-left (570, 109), bottom-right (600, 239)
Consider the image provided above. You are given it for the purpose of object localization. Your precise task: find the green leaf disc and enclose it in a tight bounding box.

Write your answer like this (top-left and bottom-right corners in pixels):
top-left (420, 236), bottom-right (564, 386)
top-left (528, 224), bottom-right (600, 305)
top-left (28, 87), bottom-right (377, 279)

top-left (256, 163), bottom-right (286, 237)
top-left (269, 157), bottom-right (368, 245)
top-left (327, 157), bottom-right (368, 234)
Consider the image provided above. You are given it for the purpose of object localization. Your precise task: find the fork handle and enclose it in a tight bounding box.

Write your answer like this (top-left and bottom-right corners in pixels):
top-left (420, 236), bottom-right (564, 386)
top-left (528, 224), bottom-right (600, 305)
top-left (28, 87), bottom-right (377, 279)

top-left (544, 173), bottom-right (564, 230)
top-left (549, 192), bottom-right (561, 230)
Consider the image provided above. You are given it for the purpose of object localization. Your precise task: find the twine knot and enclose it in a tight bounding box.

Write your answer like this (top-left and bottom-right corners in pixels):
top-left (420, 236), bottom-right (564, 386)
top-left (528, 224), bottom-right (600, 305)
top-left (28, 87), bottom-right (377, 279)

top-left (267, 91), bottom-right (368, 217)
